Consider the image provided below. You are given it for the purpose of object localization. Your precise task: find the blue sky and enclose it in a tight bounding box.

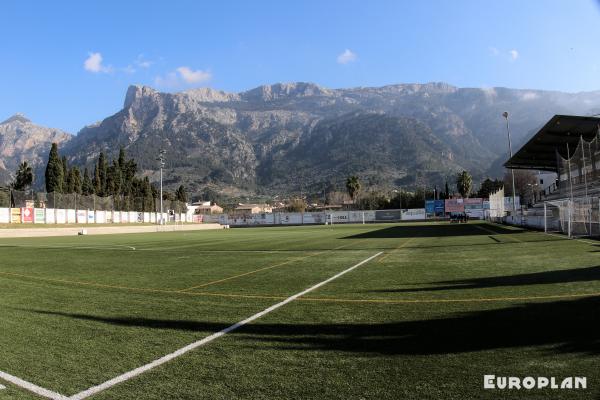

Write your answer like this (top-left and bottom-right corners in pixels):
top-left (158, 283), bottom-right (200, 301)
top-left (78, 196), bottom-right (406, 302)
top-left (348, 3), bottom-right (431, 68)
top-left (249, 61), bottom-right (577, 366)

top-left (2, 0), bottom-right (600, 133)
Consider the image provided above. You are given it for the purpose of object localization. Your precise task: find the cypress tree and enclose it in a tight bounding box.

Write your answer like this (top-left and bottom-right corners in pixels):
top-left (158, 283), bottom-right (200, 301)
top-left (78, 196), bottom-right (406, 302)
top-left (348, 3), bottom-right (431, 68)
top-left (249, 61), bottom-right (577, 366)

top-left (82, 168), bottom-right (93, 195)
top-left (175, 185), bottom-right (187, 203)
top-left (98, 152), bottom-right (108, 195)
top-left (141, 177), bottom-right (153, 211)
top-left (65, 167), bottom-right (74, 193)
top-left (118, 147), bottom-right (126, 170)
top-left (45, 143), bottom-right (64, 193)
top-left (72, 167), bottom-right (82, 194)
top-left (61, 156), bottom-right (68, 181)
top-left (106, 160), bottom-right (123, 196)
top-left (122, 159), bottom-right (137, 194)
top-left (93, 164), bottom-right (102, 195)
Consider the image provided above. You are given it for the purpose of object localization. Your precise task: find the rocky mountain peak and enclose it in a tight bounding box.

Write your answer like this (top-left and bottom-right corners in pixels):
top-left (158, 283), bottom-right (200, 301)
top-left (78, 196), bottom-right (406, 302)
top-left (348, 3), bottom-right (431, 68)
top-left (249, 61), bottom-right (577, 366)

top-left (0, 113), bottom-right (71, 185)
top-left (183, 87), bottom-right (241, 103)
top-left (7, 80), bottom-right (600, 192)
top-left (242, 82), bottom-right (332, 102)
top-left (1, 113), bottom-right (32, 125)
top-left (123, 85), bottom-right (159, 108)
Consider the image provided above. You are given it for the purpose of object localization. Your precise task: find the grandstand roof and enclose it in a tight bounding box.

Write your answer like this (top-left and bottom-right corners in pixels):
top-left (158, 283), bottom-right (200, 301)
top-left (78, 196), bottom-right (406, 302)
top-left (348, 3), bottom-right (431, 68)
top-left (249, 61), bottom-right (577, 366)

top-left (504, 114), bottom-right (600, 171)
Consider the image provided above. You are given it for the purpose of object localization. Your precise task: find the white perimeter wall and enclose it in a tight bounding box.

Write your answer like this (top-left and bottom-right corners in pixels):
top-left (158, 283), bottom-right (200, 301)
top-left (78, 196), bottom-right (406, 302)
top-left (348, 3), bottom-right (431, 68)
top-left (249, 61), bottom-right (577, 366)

top-left (0, 208), bottom-right (194, 225)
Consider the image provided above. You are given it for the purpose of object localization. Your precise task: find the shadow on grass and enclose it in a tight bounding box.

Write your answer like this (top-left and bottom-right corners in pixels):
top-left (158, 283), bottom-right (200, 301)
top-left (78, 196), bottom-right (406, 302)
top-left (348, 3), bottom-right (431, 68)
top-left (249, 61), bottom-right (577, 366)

top-left (375, 265), bottom-right (600, 293)
top-left (344, 223), bottom-right (525, 239)
top-left (28, 297), bottom-right (600, 356)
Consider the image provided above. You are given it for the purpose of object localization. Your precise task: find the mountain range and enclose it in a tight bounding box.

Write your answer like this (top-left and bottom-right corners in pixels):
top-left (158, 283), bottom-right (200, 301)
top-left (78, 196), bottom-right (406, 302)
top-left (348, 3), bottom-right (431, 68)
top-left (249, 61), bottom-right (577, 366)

top-left (2, 82), bottom-right (600, 197)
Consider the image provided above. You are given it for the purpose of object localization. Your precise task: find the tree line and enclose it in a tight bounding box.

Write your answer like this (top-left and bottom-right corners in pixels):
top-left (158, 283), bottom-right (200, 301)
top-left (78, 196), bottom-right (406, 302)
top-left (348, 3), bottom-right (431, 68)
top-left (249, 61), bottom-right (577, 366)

top-left (341, 171), bottom-right (506, 210)
top-left (42, 143), bottom-right (187, 203)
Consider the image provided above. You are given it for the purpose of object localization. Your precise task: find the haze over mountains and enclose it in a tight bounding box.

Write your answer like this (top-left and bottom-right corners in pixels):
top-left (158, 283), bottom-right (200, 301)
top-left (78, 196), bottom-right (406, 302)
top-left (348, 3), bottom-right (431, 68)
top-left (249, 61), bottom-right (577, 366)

top-left (2, 82), bottom-right (600, 197)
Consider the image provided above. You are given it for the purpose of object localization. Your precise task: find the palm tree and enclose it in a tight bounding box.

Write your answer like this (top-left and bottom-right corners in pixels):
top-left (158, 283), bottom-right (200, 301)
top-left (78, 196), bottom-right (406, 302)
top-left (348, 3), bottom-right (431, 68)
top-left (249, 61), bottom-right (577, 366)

top-left (456, 170), bottom-right (473, 198)
top-left (345, 175), bottom-right (361, 202)
top-left (12, 161), bottom-right (33, 191)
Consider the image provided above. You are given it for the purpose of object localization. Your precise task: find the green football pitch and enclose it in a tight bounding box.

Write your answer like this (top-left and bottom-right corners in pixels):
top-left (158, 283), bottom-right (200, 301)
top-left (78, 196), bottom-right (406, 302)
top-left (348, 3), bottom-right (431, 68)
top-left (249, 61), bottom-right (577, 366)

top-left (0, 221), bottom-right (599, 399)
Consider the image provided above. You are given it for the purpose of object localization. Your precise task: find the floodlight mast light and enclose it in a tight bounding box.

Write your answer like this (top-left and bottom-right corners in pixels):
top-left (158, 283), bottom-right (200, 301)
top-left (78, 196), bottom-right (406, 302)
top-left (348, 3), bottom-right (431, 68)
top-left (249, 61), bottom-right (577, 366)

top-left (157, 150), bottom-right (166, 224)
top-left (503, 112), bottom-right (517, 213)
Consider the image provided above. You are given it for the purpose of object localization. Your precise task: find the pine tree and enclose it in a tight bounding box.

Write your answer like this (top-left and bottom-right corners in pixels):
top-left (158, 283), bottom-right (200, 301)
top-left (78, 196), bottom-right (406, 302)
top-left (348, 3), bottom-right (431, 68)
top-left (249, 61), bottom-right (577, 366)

top-left (12, 161), bottom-right (33, 191)
top-left (45, 143), bottom-right (64, 193)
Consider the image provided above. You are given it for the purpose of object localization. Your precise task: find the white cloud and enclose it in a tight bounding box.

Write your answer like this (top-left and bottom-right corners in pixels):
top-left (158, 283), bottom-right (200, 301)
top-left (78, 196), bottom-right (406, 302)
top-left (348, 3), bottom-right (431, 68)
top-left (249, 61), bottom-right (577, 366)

top-left (337, 49), bottom-right (357, 64)
top-left (135, 54), bottom-right (153, 69)
top-left (154, 72), bottom-right (180, 88)
top-left (138, 60), bottom-right (153, 68)
top-left (84, 52), bottom-right (112, 73)
top-left (176, 66), bottom-right (212, 83)
top-left (154, 66), bottom-right (212, 88)
top-left (489, 47), bottom-right (519, 62)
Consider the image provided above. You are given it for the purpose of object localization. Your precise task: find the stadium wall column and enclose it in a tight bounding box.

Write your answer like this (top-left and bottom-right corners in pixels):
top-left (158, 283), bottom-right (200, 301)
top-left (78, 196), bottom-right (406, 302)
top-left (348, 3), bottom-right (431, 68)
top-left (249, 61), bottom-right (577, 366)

top-left (544, 202), bottom-right (547, 233)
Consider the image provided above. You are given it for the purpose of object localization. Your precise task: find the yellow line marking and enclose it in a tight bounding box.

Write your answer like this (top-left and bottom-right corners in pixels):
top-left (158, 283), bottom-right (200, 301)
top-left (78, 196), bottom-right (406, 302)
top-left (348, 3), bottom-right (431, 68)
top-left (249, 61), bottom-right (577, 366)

top-left (0, 270), bottom-right (285, 300)
top-left (2, 270), bottom-right (600, 304)
top-left (177, 255), bottom-right (318, 292)
top-left (0, 271), bottom-right (178, 296)
top-left (377, 238), bottom-right (414, 263)
top-left (177, 240), bottom-right (366, 292)
top-left (299, 291), bottom-right (600, 303)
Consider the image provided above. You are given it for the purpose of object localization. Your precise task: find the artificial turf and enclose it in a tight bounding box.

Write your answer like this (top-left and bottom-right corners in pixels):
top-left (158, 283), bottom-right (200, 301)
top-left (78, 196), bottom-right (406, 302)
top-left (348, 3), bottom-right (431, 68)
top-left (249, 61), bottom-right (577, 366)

top-left (0, 221), bottom-right (598, 399)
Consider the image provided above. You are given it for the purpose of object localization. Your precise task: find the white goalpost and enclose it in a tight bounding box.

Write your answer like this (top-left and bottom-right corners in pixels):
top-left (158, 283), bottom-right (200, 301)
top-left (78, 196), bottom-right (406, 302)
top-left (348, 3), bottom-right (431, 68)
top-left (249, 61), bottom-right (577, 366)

top-left (544, 197), bottom-right (599, 238)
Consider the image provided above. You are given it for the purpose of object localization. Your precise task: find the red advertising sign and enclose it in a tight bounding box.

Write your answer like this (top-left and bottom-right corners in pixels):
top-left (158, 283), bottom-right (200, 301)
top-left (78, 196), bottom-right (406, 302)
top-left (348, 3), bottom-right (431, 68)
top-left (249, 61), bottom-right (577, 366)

top-left (444, 199), bottom-right (465, 213)
top-left (21, 207), bottom-right (34, 223)
top-left (464, 198), bottom-right (483, 206)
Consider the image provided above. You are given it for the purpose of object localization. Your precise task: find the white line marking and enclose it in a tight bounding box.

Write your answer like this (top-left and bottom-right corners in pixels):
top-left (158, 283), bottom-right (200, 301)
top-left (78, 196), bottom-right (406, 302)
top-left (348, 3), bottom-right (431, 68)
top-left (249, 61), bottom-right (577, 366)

top-left (545, 231), bottom-right (598, 245)
top-left (0, 370), bottom-right (67, 399)
top-left (69, 251), bottom-right (382, 400)
top-left (0, 244), bottom-right (136, 251)
top-left (577, 239), bottom-right (599, 245)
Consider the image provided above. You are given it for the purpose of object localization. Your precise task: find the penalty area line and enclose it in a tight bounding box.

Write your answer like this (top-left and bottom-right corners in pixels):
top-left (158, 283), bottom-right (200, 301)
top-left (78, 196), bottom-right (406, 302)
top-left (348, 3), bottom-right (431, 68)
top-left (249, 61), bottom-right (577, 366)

top-left (68, 251), bottom-right (383, 400)
top-left (0, 370), bottom-right (68, 400)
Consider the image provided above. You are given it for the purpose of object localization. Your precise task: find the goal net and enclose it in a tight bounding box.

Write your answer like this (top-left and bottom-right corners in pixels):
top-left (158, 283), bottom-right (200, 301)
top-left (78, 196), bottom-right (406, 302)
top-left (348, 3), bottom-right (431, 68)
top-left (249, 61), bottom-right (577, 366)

top-left (545, 197), bottom-right (600, 238)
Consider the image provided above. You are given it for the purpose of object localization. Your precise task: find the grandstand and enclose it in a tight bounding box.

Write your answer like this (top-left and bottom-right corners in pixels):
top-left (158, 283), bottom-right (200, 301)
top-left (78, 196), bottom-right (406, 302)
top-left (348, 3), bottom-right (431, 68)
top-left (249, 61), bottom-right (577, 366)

top-left (505, 114), bottom-right (600, 236)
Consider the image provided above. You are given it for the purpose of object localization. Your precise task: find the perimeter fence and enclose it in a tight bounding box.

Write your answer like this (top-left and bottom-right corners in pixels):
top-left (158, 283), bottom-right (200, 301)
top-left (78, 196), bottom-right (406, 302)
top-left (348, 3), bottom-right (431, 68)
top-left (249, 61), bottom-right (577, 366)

top-left (0, 188), bottom-right (187, 213)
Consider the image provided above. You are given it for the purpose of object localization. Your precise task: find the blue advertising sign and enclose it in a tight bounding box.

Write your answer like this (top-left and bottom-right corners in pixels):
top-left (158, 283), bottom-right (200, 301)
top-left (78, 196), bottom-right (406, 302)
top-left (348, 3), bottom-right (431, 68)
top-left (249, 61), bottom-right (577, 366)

top-left (425, 200), bottom-right (435, 214)
top-left (434, 200), bottom-right (445, 215)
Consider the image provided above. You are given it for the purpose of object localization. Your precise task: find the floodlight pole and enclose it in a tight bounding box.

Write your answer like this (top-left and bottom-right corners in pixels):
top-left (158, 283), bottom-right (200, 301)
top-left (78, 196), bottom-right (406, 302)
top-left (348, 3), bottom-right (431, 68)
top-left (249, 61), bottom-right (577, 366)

top-left (157, 150), bottom-right (166, 225)
top-left (503, 112), bottom-right (517, 214)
